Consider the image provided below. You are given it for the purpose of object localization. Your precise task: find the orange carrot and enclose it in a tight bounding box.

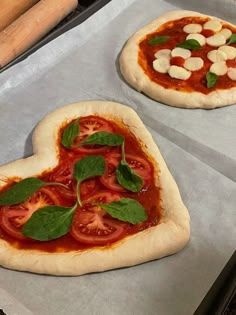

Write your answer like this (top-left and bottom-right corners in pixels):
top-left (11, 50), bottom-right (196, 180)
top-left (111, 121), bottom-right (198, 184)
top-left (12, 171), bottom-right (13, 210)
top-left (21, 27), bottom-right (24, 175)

top-left (0, 0), bottom-right (78, 68)
top-left (0, 0), bottom-right (39, 32)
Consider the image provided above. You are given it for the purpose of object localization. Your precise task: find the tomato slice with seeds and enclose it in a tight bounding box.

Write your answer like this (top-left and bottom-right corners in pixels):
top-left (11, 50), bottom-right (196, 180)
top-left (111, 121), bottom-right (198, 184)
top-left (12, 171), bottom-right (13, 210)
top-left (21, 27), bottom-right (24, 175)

top-left (71, 116), bottom-right (115, 155)
top-left (54, 178), bottom-right (100, 204)
top-left (100, 153), bottom-right (153, 192)
top-left (70, 191), bottom-right (128, 245)
top-left (0, 187), bottom-right (61, 241)
top-left (48, 158), bottom-right (101, 202)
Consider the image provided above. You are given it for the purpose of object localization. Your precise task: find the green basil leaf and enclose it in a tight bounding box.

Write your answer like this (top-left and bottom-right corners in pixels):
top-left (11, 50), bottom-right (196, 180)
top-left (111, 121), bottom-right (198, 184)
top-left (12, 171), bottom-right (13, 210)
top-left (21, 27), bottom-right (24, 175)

top-left (176, 39), bottom-right (201, 50)
top-left (74, 155), bottom-right (105, 184)
top-left (116, 160), bottom-right (143, 192)
top-left (22, 205), bottom-right (74, 241)
top-left (81, 131), bottom-right (124, 146)
top-left (227, 34), bottom-right (236, 45)
top-left (96, 198), bottom-right (147, 224)
top-left (61, 118), bottom-right (79, 149)
top-left (206, 71), bottom-right (218, 88)
top-left (148, 35), bottom-right (170, 45)
top-left (0, 178), bottom-right (45, 205)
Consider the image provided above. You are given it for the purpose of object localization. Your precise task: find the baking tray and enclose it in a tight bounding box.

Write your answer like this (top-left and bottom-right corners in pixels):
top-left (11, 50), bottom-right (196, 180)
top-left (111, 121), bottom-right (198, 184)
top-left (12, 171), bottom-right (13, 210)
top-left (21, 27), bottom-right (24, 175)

top-left (0, 0), bottom-right (111, 73)
top-left (194, 251), bottom-right (236, 315)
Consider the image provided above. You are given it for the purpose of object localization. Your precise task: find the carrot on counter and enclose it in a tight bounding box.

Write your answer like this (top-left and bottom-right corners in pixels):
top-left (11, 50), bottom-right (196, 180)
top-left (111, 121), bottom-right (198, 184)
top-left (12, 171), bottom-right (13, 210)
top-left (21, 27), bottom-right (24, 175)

top-left (0, 0), bottom-right (78, 68)
top-left (0, 0), bottom-right (39, 32)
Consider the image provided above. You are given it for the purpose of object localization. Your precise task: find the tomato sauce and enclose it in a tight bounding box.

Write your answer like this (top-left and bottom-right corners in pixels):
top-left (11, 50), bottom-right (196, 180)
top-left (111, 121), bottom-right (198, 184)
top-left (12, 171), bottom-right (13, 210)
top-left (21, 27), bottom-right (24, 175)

top-left (138, 17), bottom-right (236, 94)
top-left (0, 116), bottom-right (161, 252)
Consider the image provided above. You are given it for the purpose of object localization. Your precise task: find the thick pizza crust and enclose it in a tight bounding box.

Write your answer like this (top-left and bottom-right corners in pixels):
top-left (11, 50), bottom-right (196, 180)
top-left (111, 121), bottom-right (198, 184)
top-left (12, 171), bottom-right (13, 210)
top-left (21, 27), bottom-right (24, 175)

top-left (0, 101), bottom-right (190, 275)
top-left (119, 10), bottom-right (236, 109)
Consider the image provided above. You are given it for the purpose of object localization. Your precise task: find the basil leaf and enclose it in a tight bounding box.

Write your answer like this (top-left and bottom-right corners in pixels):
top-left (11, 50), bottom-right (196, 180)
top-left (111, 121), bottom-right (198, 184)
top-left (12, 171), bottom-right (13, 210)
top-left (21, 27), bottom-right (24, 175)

top-left (206, 71), bottom-right (218, 88)
top-left (227, 34), bottom-right (236, 45)
top-left (22, 205), bottom-right (74, 241)
top-left (116, 160), bottom-right (143, 192)
top-left (61, 118), bottom-right (79, 149)
top-left (148, 36), bottom-right (170, 45)
top-left (96, 198), bottom-right (147, 224)
top-left (74, 155), bottom-right (105, 184)
top-left (81, 131), bottom-right (124, 146)
top-left (0, 178), bottom-right (45, 205)
top-left (176, 39), bottom-right (201, 50)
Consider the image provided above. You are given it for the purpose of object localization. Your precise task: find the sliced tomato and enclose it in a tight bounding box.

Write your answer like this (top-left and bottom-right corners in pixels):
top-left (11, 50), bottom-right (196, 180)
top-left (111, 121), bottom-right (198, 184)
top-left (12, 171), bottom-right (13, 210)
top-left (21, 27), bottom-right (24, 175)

top-left (70, 191), bottom-right (128, 245)
top-left (71, 116), bottom-right (115, 155)
top-left (48, 158), bottom-right (102, 202)
top-left (100, 153), bottom-right (153, 192)
top-left (170, 56), bottom-right (185, 67)
top-left (84, 190), bottom-right (122, 204)
top-left (52, 177), bottom-right (100, 203)
top-left (0, 187), bottom-right (61, 241)
top-left (48, 157), bottom-right (81, 185)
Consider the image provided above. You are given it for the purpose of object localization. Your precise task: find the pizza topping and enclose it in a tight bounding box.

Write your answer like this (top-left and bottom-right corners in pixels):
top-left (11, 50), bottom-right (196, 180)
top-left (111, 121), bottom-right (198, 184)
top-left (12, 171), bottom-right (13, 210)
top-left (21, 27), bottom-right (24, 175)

top-left (116, 143), bottom-right (143, 193)
top-left (67, 116), bottom-right (115, 155)
top-left (227, 34), bottom-right (236, 45)
top-left (153, 57), bottom-right (170, 73)
top-left (183, 23), bottom-right (202, 34)
top-left (219, 28), bottom-right (232, 40)
top-left (100, 153), bottom-right (152, 192)
top-left (168, 65), bottom-right (191, 80)
top-left (209, 61), bottom-right (228, 76)
top-left (184, 57), bottom-right (204, 71)
top-left (227, 67), bottom-right (236, 80)
top-left (176, 39), bottom-right (201, 50)
top-left (73, 155), bottom-right (106, 206)
top-left (206, 72), bottom-right (218, 88)
top-left (186, 33), bottom-right (206, 46)
top-left (70, 191), bottom-right (129, 245)
top-left (0, 177), bottom-right (67, 206)
top-left (0, 187), bottom-right (62, 241)
top-left (171, 47), bottom-right (191, 58)
top-left (22, 155), bottom-right (107, 241)
top-left (201, 29), bottom-right (215, 38)
top-left (206, 34), bottom-right (226, 47)
top-left (170, 56), bottom-right (185, 67)
top-left (218, 45), bottom-right (236, 59)
top-left (61, 118), bottom-right (79, 149)
top-left (21, 153), bottom-right (146, 242)
top-left (95, 197), bottom-right (147, 225)
top-left (154, 48), bottom-right (171, 59)
top-left (148, 35), bottom-right (170, 45)
top-left (203, 20), bottom-right (222, 32)
top-left (207, 49), bottom-right (227, 62)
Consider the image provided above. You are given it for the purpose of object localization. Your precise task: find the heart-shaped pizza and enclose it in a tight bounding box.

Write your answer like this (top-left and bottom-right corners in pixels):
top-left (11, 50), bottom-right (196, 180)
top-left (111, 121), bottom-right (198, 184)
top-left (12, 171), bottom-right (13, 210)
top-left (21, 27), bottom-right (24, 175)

top-left (120, 10), bottom-right (236, 108)
top-left (0, 101), bottom-right (189, 275)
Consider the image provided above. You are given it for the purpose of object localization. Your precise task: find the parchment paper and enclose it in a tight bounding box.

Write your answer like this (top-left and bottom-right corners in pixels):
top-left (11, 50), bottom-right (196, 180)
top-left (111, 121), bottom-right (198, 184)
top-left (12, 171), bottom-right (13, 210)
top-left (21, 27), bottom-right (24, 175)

top-left (0, 0), bottom-right (235, 314)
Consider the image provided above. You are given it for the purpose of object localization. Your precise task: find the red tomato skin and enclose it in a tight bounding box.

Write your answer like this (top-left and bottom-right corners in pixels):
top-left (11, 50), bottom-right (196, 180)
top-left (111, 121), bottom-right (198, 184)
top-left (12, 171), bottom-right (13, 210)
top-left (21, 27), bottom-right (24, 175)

top-left (100, 153), bottom-right (152, 192)
top-left (201, 29), bottom-right (214, 37)
top-left (70, 116), bottom-right (115, 155)
top-left (70, 191), bottom-right (129, 246)
top-left (170, 56), bottom-right (185, 67)
top-left (0, 187), bottom-right (61, 241)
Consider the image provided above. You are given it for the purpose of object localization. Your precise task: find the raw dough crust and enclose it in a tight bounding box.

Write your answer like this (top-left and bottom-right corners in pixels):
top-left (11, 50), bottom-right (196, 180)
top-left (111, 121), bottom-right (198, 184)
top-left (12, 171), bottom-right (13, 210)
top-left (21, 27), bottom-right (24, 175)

top-left (0, 101), bottom-right (190, 275)
top-left (119, 10), bottom-right (236, 109)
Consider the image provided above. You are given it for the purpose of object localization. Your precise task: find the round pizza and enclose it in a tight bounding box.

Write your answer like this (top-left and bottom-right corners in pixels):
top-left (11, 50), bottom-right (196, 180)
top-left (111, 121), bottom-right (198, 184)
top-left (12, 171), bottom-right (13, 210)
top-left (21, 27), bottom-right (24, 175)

top-left (0, 101), bottom-right (189, 276)
top-left (119, 10), bottom-right (236, 109)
